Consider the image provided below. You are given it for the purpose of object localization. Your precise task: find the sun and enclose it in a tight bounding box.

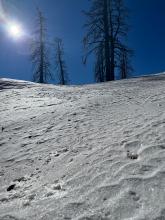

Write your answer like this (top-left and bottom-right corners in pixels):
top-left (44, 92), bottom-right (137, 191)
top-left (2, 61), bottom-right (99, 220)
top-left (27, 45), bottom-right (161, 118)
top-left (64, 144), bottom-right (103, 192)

top-left (7, 22), bottom-right (24, 39)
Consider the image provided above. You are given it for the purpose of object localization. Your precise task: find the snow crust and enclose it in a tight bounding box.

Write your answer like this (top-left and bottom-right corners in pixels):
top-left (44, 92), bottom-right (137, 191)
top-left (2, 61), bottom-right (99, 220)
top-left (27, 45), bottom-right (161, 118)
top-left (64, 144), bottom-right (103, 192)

top-left (0, 75), bottom-right (165, 220)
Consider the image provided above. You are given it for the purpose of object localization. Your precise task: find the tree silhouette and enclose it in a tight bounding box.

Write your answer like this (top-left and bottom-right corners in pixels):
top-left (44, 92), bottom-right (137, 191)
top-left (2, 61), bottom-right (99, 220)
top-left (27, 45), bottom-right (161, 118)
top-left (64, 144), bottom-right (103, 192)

top-left (30, 8), bottom-right (51, 83)
top-left (54, 38), bottom-right (69, 85)
top-left (119, 47), bottom-right (133, 79)
top-left (94, 42), bottom-right (105, 82)
top-left (83, 0), bottom-right (133, 82)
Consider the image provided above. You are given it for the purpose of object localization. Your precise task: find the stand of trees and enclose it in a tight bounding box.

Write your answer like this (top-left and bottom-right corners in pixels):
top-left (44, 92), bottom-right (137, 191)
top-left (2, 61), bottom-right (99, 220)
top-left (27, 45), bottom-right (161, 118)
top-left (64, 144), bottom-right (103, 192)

top-left (30, 9), bottom-right (69, 85)
top-left (83, 0), bottom-right (133, 82)
top-left (30, 0), bottom-right (133, 85)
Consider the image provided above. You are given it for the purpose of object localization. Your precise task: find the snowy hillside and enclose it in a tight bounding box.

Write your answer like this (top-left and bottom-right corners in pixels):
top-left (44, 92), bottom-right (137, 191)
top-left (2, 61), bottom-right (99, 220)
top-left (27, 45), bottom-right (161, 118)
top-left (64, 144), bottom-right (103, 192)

top-left (0, 75), bottom-right (165, 220)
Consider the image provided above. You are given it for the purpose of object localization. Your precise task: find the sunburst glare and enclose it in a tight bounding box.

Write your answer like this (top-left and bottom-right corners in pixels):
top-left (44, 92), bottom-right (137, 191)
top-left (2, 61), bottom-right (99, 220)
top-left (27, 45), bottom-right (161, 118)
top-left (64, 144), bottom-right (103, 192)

top-left (7, 22), bottom-right (24, 39)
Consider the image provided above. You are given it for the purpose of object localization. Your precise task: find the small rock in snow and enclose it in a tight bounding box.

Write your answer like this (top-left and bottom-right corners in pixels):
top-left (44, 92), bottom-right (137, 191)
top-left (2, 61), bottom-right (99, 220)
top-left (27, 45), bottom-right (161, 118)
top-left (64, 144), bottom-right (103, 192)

top-left (53, 184), bottom-right (62, 190)
top-left (54, 152), bottom-right (60, 157)
top-left (7, 184), bottom-right (16, 192)
top-left (127, 151), bottom-right (138, 160)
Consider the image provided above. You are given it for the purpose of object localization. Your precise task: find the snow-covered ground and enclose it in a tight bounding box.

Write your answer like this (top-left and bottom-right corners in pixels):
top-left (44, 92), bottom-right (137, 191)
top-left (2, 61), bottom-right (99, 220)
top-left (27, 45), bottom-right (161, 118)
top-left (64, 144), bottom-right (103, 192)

top-left (0, 75), bottom-right (165, 220)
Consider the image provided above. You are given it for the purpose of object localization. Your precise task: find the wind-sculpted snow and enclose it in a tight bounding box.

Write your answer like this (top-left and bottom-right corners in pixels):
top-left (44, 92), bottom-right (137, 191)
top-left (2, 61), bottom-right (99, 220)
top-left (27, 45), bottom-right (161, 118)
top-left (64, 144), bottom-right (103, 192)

top-left (0, 76), bottom-right (165, 220)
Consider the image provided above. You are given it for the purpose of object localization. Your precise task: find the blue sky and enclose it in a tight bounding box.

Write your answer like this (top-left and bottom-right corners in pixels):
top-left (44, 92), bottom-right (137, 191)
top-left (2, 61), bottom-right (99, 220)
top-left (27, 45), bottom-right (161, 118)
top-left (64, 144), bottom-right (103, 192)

top-left (0, 0), bottom-right (165, 84)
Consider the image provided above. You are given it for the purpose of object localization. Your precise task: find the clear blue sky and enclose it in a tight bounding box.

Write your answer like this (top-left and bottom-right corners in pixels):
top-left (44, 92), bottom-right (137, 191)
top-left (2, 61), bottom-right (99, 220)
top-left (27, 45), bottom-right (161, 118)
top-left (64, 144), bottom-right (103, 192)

top-left (0, 0), bottom-right (165, 84)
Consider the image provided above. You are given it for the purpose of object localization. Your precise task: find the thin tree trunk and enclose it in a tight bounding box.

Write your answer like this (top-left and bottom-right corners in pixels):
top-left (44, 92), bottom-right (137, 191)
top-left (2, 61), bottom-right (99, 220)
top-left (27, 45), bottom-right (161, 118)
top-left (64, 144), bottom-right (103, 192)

top-left (58, 42), bottom-right (65, 85)
top-left (39, 14), bottom-right (44, 83)
top-left (110, 40), bottom-right (115, 80)
top-left (103, 0), bottom-right (111, 81)
top-left (59, 55), bottom-right (65, 85)
top-left (109, 0), bottom-right (115, 81)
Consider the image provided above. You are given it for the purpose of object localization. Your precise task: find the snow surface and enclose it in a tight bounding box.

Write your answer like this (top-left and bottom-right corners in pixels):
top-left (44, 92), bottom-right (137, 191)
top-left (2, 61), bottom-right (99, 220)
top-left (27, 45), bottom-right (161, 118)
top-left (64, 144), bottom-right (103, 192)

top-left (0, 75), bottom-right (165, 220)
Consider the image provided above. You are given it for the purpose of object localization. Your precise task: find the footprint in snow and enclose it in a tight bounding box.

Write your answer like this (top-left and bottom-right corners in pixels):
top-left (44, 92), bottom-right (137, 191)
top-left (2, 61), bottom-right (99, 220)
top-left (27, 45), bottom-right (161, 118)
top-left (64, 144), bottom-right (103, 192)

top-left (45, 149), bottom-right (69, 165)
top-left (124, 140), bottom-right (140, 152)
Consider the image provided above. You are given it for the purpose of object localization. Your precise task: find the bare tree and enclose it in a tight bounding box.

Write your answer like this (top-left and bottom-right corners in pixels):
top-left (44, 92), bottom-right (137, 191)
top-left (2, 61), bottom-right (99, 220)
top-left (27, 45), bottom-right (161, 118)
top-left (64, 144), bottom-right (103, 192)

top-left (94, 42), bottom-right (105, 82)
top-left (30, 8), bottom-right (51, 83)
top-left (54, 38), bottom-right (69, 85)
top-left (119, 47), bottom-right (133, 79)
top-left (83, 0), bottom-right (133, 82)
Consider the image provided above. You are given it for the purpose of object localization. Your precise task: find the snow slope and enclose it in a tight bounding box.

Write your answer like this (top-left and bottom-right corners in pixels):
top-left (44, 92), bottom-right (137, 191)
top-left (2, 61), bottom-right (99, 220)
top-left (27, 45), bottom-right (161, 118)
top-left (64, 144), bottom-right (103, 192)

top-left (0, 75), bottom-right (165, 220)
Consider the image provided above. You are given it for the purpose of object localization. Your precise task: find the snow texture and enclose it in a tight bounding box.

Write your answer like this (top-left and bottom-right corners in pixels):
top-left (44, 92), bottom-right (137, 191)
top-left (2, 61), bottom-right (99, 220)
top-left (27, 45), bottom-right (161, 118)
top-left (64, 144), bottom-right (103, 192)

top-left (0, 75), bottom-right (165, 220)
